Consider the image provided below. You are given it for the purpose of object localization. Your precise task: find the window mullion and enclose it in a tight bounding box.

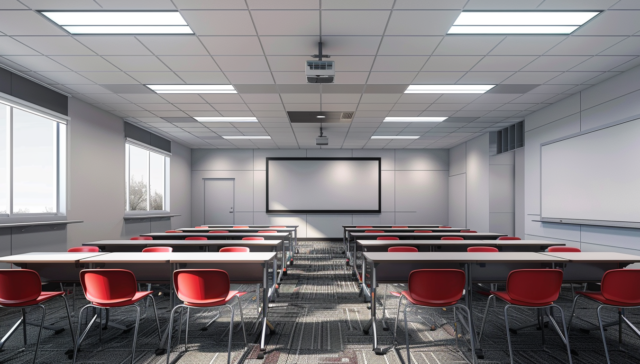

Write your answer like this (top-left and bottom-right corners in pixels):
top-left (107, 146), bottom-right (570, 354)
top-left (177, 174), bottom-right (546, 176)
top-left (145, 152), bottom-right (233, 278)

top-left (8, 107), bottom-right (12, 216)
top-left (147, 150), bottom-right (150, 211)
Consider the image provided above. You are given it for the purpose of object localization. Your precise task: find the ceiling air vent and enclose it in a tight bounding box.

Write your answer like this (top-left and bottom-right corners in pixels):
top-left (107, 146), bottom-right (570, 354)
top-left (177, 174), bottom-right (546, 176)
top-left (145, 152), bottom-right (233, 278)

top-left (340, 112), bottom-right (354, 120)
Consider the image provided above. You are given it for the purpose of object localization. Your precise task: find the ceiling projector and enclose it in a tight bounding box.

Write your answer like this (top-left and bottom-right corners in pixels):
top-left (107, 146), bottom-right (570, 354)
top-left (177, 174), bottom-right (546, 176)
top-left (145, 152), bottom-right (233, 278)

top-left (306, 60), bottom-right (334, 83)
top-left (316, 126), bottom-right (328, 145)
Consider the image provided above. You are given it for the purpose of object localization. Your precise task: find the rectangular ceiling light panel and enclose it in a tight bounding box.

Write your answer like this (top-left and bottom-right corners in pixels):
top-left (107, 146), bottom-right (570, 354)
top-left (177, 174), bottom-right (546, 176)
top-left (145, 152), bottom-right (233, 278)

top-left (147, 85), bottom-right (236, 94)
top-left (371, 136), bottom-right (420, 139)
top-left (384, 117), bottom-right (448, 122)
top-left (196, 117), bottom-right (258, 122)
top-left (41, 11), bottom-right (194, 34)
top-left (405, 85), bottom-right (495, 93)
top-left (449, 11), bottom-right (600, 34)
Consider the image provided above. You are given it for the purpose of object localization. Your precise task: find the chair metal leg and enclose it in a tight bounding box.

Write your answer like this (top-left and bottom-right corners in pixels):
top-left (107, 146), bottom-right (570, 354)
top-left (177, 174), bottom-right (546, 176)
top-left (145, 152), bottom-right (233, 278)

top-left (393, 295), bottom-right (405, 344)
top-left (60, 295), bottom-right (76, 348)
top-left (567, 295), bottom-right (581, 332)
top-left (21, 308), bottom-right (27, 346)
top-left (455, 304), bottom-right (477, 364)
top-left (551, 305), bottom-right (573, 364)
top-left (478, 295), bottom-right (495, 342)
top-left (597, 305), bottom-right (611, 364)
top-left (227, 305), bottom-right (235, 364)
top-left (504, 305), bottom-right (515, 364)
top-left (256, 284), bottom-right (260, 314)
top-left (31, 305), bottom-right (46, 364)
top-left (149, 295), bottom-right (162, 342)
top-left (166, 305), bottom-right (183, 364)
top-left (185, 307), bottom-right (190, 352)
top-left (236, 296), bottom-right (247, 345)
top-left (130, 305), bottom-right (141, 364)
top-left (177, 307), bottom-right (184, 350)
top-left (404, 304), bottom-right (410, 364)
top-left (73, 304), bottom-right (97, 364)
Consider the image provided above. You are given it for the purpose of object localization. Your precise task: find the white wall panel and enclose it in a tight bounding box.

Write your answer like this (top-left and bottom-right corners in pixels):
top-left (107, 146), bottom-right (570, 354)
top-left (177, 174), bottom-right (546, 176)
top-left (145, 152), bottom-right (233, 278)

top-left (307, 214), bottom-right (353, 238)
top-left (525, 216), bottom-right (582, 241)
top-left (170, 142), bottom-right (192, 230)
top-left (396, 171), bottom-right (448, 224)
top-left (524, 234), bottom-right (581, 250)
top-left (353, 149), bottom-right (395, 170)
top-left (490, 212), bottom-right (514, 236)
top-left (254, 149), bottom-right (306, 170)
top-left (466, 134), bottom-right (490, 232)
top-left (192, 149), bottom-right (253, 171)
top-left (489, 164), bottom-right (514, 213)
top-left (448, 174), bottom-right (466, 228)
top-left (581, 65), bottom-right (640, 111)
top-left (525, 93), bottom-right (580, 132)
top-left (234, 212), bottom-right (254, 225)
top-left (253, 212), bottom-right (307, 237)
top-left (514, 148), bottom-right (525, 238)
top-left (353, 212), bottom-right (395, 226)
top-left (449, 143), bottom-right (466, 176)
top-left (395, 149), bottom-right (449, 171)
top-left (381, 171), bottom-right (394, 211)
top-left (581, 225), bottom-right (640, 251)
top-left (580, 89), bottom-right (640, 131)
top-left (306, 149), bottom-right (353, 157)
top-left (253, 171), bottom-right (266, 211)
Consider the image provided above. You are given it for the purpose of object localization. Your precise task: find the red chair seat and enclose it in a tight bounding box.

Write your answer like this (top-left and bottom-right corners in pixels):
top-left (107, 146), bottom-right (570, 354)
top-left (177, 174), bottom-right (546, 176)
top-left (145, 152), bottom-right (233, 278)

top-left (491, 291), bottom-right (553, 307)
top-left (90, 291), bottom-right (153, 308)
top-left (0, 291), bottom-right (64, 307)
top-left (400, 290), bottom-right (458, 307)
top-left (577, 291), bottom-right (640, 307)
top-left (184, 291), bottom-right (247, 307)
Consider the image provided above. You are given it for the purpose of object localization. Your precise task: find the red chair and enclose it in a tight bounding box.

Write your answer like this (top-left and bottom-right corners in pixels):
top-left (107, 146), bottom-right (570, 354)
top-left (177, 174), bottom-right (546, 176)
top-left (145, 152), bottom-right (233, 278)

top-left (440, 226), bottom-right (451, 228)
top-left (234, 226), bottom-right (249, 228)
top-left (392, 226), bottom-right (408, 228)
top-left (467, 247), bottom-right (498, 252)
top-left (220, 247), bottom-right (250, 253)
top-left (498, 237), bottom-right (521, 240)
top-left (0, 269), bottom-right (75, 364)
top-left (243, 237), bottom-right (264, 240)
top-left (415, 230), bottom-right (432, 233)
top-left (394, 269), bottom-right (476, 364)
top-left (195, 226), bottom-right (209, 228)
top-left (131, 236), bottom-right (153, 240)
top-left (166, 230), bottom-right (182, 233)
top-left (479, 269), bottom-right (572, 364)
top-left (378, 237), bottom-right (399, 240)
top-left (142, 247), bottom-right (173, 253)
top-left (442, 237), bottom-right (464, 240)
top-left (209, 230), bottom-right (229, 233)
top-left (185, 237), bottom-right (207, 241)
top-left (257, 230), bottom-right (277, 233)
top-left (461, 230), bottom-right (477, 233)
top-left (68, 246), bottom-right (100, 252)
top-left (167, 270), bottom-right (247, 364)
top-left (75, 269), bottom-right (161, 364)
top-left (548, 246), bottom-right (581, 252)
top-left (569, 269), bottom-right (640, 364)
top-left (365, 230), bottom-right (384, 233)
top-left (356, 226), bottom-right (372, 228)
top-left (388, 246), bottom-right (418, 253)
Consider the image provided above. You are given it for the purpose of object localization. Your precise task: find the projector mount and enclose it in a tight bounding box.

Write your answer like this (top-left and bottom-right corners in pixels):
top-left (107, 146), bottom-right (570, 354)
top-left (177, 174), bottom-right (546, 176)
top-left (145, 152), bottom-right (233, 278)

top-left (312, 42), bottom-right (330, 61)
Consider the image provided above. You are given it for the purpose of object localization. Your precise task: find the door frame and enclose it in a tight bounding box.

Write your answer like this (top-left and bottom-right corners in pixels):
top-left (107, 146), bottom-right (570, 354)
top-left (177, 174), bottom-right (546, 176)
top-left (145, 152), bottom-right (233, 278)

top-left (203, 178), bottom-right (235, 225)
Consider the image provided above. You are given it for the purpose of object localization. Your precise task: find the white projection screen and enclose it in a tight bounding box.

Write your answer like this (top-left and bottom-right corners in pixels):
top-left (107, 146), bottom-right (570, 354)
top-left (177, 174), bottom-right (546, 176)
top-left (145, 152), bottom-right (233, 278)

top-left (541, 117), bottom-right (640, 227)
top-left (267, 158), bottom-right (381, 213)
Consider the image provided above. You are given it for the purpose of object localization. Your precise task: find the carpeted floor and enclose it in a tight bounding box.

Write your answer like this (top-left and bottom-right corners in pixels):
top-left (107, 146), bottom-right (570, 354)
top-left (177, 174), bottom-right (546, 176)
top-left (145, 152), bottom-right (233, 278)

top-left (1, 241), bottom-right (639, 363)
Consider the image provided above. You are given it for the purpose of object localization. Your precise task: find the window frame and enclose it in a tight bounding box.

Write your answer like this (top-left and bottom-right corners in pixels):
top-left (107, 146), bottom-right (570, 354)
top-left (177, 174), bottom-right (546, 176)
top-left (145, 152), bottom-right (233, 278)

top-left (125, 138), bottom-right (171, 215)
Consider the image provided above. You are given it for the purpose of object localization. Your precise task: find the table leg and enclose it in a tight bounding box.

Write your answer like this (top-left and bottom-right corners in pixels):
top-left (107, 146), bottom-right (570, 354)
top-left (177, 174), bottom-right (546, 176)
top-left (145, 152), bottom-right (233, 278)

top-left (258, 262), bottom-right (271, 359)
top-left (464, 263), bottom-right (484, 359)
top-left (156, 263), bottom-right (178, 355)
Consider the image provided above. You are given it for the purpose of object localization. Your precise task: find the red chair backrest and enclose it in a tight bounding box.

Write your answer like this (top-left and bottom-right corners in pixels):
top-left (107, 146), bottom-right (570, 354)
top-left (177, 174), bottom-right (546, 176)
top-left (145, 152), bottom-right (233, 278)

top-left (173, 269), bottom-right (230, 304)
top-left (80, 269), bottom-right (137, 304)
top-left (461, 230), bottom-right (477, 233)
top-left (547, 246), bottom-right (581, 252)
top-left (507, 269), bottom-right (563, 304)
top-left (220, 247), bottom-right (250, 253)
top-left (257, 230), bottom-right (277, 233)
top-left (442, 237), bottom-right (464, 240)
top-left (166, 230), bottom-right (182, 233)
top-left (601, 269), bottom-right (640, 303)
top-left (415, 230), bottom-right (432, 233)
top-left (234, 226), bottom-right (249, 228)
top-left (243, 237), bottom-right (264, 240)
top-left (142, 247), bottom-right (173, 253)
top-left (365, 230), bottom-right (384, 233)
top-left (130, 237), bottom-right (153, 241)
top-left (270, 226), bottom-right (286, 228)
top-left (195, 226), bottom-right (208, 228)
top-left (209, 230), bottom-right (229, 233)
top-left (388, 246), bottom-right (418, 253)
top-left (392, 226), bottom-right (408, 228)
top-left (185, 237), bottom-right (208, 240)
top-left (467, 246), bottom-right (499, 252)
top-left (356, 226), bottom-right (372, 228)
top-left (0, 269), bottom-right (42, 304)
top-left (377, 237), bottom-right (399, 240)
top-left (68, 246), bottom-right (100, 252)
top-left (497, 237), bottom-right (521, 240)
top-left (408, 269), bottom-right (465, 305)
top-left (440, 226), bottom-right (451, 228)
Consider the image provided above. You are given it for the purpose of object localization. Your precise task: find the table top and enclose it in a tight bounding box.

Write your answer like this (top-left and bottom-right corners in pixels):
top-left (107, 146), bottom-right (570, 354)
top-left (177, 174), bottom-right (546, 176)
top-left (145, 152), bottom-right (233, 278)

top-left (356, 239), bottom-right (561, 246)
top-left (484, 240), bottom-right (566, 246)
top-left (351, 232), bottom-right (506, 237)
top-left (0, 252), bottom-right (108, 263)
top-left (363, 252), bottom-right (568, 263)
top-left (179, 227), bottom-right (295, 232)
top-left (79, 252), bottom-right (276, 264)
top-left (84, 239), bottom-right (281, 246)
top-left (540, 252), bottom-right (640, 263)
top-left (142, 232), bottom-right (289, 238)
top-left (343, 225), bottom-right (442, 228)
top-left (347, 228), bottom-right (465, 233)
top-left (204, 225), bottom-right (298, 228)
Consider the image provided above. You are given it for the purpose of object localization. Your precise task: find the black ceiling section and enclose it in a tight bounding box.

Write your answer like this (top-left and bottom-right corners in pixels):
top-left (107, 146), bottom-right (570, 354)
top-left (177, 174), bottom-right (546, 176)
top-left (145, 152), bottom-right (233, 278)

top-left (0, 67), bottom-right (68, 116)
top-left (125, 122), bottom-right (172, 154)
top-left (288, 111), bottom-right (354, 123)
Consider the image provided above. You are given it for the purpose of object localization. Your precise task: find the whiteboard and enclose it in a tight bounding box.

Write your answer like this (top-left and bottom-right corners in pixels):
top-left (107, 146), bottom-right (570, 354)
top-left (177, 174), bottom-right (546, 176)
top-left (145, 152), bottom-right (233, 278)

top-left (267, 158), bottom-right (381, 213)
top-left (541, 118), bottom-right (640, 224)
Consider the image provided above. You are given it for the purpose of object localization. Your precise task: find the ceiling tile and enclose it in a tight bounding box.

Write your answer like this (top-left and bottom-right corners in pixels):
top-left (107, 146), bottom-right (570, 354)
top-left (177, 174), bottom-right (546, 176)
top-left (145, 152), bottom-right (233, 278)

top-left (119, 94), bottom-right (167, 103)
top-left (137, 36), bottom-right (209, 55)
top-left (546, 36), bottom-right (627, 56)
top-left (321, 94), bottom-right (361, 103)
top-left (323, 0), bottom-right (393, 9)
top-left (457, 72), bottom-right (514, 83)
top-left (386, 11), bottom-right (460, 35)
top-left (104, 56), bottom-right (170, 71)
top-left (322, 36), bottom-right (382, 55)
top-left (394, 0), bottom-right (467, 9)
top-left (569, 56), bottom-right (636, 71)
top-left (127, 72), bottom-right (183, 84)
top-left (181, 10), bottom-right (256, 35)
top-left (175, 104), bottom-right (215, 111)
top-left (252, 10), bottom-right (318, 36)
top-left (322, 10), bottom-right (390, 35)
top-left (173, 0), bottom-right (248, 9)
top-left (200, 94), bottom-right (250, 103)
top-left (13, 36), bottom-right (95, 55)
top-left (87, 94), bottom-right (130, 103)
top-left (396, 94), bottom-right (440, 103)
top-left (528, 85), bottom-right (575, 93)
top-left (175, 72), bottom-right (229, 83)
top-left (79, 72), bottom-right (139, 84)
top-left (0, 0), bottom-right (27, 9)
top-left (544, 71), bottom-right (602, 84)
top-left (367, 72), bottom-right (417, 84)
top-left (281, 93), bottom-right (320, 103)
top-left (225, 71), bottom-right (274, 84)
top-left (95, 0), bottom-right (176, 9)
top-left (489, 36), bottom-right (565, 56)
top-left (138, 103), bottom-right (178, 111)
top-left (213, 56), bottom-right (269, 71)
top-left (200, 36), bottom-right (263, 55)
top-left (3, 56), bottom-right (69, 71)
top-left (502, 72), bottom-right (561, 84)
top-left (247, 104), bottom-right (285, 111)
top-left (260, 36), bottom-right (318, 55)
top-left (247, 0), bottom-right (318, 9)
top-left (64, 84), bottom-right (112, 93)
top-left (358, 103), bottom-right (394, 110)
top-left (464, 0), bottom-right (543, 9)
top-left (574, 10), bottom-right (640, 36)
top-left (471, 56), bottom-right (536, 72)
top-left (49, 56), bottom-right (120, 71)
top-left (421, 56), bottom-right (482, 71)
top-left (377, 36), bottom-right (441, 55)
top-left (412, 71), bottom-right (464, 83)
top-left (599, 37), bottom-right (640, 55)
top-left (0, 36), bottom-right (39, 55)
top-left (159, 56), bottom-right (220, 71)
top-left (582, 71), bottom-right (621, 84)
top-left (372, 56), bottom-right (428, 71)
top-left (538, 0), bottom-right (619, 10)
top-left (160, 94), bottom-right (207, 103)
top-left (36, 71), bottom-right (93, 84)
top-left (0, 11), bottom-right (67, 35)
top-left (433, 36), bottom-right (504, 55)
top-left (75, 36), bottom-right (152, 55)
top-left (272, 72), bottom-right (308, 84)
top-left (522, 56), bottom-right (590, 71)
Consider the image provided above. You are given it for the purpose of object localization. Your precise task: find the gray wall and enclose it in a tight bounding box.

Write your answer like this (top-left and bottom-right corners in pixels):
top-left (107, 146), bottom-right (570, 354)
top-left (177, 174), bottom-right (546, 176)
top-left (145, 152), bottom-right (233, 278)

top-left (191, 149), bottom-right (449, 238)
top-left (524, 64), bottom-right (640, 255)
top-left (170, 141), bottom-right (192, 230)
top-left (489, 151), bottom-right (515, 236)
top-left (514, 148), bottom-right (525, 238)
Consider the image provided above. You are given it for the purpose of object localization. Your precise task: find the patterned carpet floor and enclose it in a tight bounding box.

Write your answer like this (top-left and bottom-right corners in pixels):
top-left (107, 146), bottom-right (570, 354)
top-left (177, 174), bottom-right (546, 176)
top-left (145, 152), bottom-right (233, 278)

top-left (1, 241), bottom-right (640, 363)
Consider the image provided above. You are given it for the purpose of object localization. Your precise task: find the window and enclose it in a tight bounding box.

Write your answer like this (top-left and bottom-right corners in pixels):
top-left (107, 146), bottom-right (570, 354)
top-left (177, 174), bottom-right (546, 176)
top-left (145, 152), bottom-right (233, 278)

top-left (126, 143), bottom-right (169, 212)
top-left (0, 101), bottom-right (66, 216)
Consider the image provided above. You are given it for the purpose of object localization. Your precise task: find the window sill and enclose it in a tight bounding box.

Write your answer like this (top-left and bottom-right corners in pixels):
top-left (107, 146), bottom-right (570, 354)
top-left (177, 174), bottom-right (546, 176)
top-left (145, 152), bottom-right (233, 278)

top-left (123, 214), bottom-right (180, 220)
top-left (0, 220), bottom-right (83, 228)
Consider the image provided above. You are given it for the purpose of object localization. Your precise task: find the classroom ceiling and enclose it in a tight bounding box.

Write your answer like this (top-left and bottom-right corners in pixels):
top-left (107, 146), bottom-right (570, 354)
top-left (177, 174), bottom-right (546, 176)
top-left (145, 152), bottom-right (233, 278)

top-left (0, 1), bottom-right (639, 149)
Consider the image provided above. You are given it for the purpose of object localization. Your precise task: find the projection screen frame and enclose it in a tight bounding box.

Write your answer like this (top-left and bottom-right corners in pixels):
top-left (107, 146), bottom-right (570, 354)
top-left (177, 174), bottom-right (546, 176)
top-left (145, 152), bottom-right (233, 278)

top-left (540, 113), bottom-right (640, 229)
top-left (266, 157), bottom-right (382, 214)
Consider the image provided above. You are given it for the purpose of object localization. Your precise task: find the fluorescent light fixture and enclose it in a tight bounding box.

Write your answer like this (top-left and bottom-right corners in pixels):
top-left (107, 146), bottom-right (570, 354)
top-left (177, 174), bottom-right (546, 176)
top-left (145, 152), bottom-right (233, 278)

top-left (41, 11), bottom-right (194, 34)
top-left (147, 85), bottom-right (236, 94)
top-left (384, 117), bottom-right (448, 122)
top-left (371, 136), bottom-right (420, 140)
top-left (405, 85), bottom-right (495, 94)
top-left (448, 11), bottom-right (600, 34)
top-left (223, 136), bottom-right (271, 139)
top-left (316, 115), bottom-right (326, 118)
top-left (195, 117), bottom-right (258, 122)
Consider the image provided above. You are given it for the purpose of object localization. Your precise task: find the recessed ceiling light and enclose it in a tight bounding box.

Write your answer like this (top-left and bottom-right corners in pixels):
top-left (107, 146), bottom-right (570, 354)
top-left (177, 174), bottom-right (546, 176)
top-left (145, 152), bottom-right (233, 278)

top-left (405, 85), bottom-right (495, 94)
top-left (222, 136), bottom-right (271, 139)
top-left (195, 117), bottom-right (258, 122)
top-left (40, 11), bottom-right (194, 34)
top-left (448, 11), bottom-right (600, 34)
top-left (147, 85), bottom-right (236, 94)
top-left (384, 117), bottom-right (448, 122)
top-left (316, 115), bottom-right (326, 118)
top-left (371, 136), bottom-right (420, 139)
